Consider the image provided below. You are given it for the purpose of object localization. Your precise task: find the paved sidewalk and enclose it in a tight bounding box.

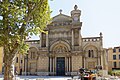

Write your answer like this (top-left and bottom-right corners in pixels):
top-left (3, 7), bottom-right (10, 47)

top-left (18, 76), bottom-right (72, 80)
top-left (1, 75), bottom-right (120, 80)
top-left (0, 75), bottom-right (72, 80)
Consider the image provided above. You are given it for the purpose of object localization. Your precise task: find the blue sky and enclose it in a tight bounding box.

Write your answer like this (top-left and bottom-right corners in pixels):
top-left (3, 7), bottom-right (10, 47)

top-left (32, 0), bottom-right (120, 48)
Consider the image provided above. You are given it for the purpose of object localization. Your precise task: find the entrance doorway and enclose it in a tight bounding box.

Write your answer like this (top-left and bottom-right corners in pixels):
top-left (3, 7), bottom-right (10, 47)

top-left (56, 57), bottom-right (65, 76)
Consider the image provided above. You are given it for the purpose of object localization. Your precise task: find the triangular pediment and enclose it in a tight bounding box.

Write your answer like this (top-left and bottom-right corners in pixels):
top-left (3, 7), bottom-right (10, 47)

top-left (52, 14), bottom-right (72, 22)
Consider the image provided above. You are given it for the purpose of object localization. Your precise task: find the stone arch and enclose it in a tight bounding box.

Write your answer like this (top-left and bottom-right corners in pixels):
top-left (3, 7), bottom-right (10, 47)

top-left (50, 40), bottom-right (70, 52)
top-left (83, 44), bottom-right (98, 57)
top-left (29, 46), bottom-right (38, 59)
top-left (53, 44), bottom-right (68, 53)
top-left (29, 46), bottom-right (39, 51)
top-left (83, 43), bottom-right (99, 51)
top-left (28, 47), bottom-right (38, 75)
top-left (83, 45), bottom-right (98, 51)
top-left (83, 44), bottom-right (100, 69)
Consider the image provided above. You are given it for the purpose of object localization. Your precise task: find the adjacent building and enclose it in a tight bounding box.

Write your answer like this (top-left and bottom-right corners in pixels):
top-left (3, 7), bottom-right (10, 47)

top-left (14, 53), bottom-right (23, 75)
top-left (108, 47), bottom-right (120, 70)
top-left (0, 47), bottom-right (3, 74)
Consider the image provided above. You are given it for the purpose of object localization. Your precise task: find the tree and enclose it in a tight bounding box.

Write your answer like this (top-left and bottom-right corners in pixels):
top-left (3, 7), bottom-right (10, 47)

top-left (0, 0), bottom-right (50, 80)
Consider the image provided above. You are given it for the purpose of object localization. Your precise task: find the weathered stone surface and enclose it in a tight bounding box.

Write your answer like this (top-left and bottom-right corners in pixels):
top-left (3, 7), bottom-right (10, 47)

top-left (13, 5), bottom-right (108, 76)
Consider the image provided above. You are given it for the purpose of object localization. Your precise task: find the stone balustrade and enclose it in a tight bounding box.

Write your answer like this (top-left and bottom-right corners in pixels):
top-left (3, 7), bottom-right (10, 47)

top-left (82, 37), bottom-right (101, 42)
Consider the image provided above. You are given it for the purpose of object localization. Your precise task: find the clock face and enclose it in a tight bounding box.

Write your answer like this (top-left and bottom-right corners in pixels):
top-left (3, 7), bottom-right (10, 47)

top-left (74, 17), bottom-right (78, 21)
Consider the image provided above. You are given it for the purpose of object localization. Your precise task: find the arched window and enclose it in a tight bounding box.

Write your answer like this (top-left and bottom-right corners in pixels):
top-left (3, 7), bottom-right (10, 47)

top-left (91, 50), bottom-right (94, 57)
top-left (88, 50), bottom-right (91, 57)
top-left (31, 52), bottom-right (35, 59)
top-left (29, 47), bottom-right (38, 60)
top-left (88, 50), bottom-right (94, 58)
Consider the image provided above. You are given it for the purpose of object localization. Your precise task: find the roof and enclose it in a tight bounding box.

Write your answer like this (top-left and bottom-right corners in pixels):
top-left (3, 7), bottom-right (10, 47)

top-left (52, 13), bottom-right (72, 22)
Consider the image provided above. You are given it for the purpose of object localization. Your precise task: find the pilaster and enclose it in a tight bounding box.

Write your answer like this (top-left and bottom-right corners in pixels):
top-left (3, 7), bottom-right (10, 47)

top-left (39, 33), bottom-right (42, 47)
top-left (46, 33), bottom-right (48, 47)
top-left (72, 29), bottom-right (74, 46)
top-left (101, 51), bottom-right (103, 68)
top-left (49, 57), bottom-right (52, 73)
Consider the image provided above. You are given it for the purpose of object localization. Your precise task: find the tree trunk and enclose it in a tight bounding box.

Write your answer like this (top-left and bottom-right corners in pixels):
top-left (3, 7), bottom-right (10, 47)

top-left (3, 51), bottom-right (16, 80)
top-left (4, 63), bottom-right (9, 80)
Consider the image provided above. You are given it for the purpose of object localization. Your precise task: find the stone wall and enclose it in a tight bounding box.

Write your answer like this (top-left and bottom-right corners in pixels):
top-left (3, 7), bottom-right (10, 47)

top-left (72, 55), bottom-right (82, 72)
top-left (38, 56), bottom-right (49, 72)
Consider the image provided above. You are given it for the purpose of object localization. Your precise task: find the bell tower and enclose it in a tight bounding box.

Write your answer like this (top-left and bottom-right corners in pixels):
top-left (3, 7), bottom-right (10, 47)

top-left (71, 5), bottom-right (81, 22)
top-left (71, 5), bottom-right (82, 50)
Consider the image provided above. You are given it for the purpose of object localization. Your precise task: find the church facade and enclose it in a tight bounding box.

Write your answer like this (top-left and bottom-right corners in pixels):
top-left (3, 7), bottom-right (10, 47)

top-left (17, 5), bottom-right (108, 76)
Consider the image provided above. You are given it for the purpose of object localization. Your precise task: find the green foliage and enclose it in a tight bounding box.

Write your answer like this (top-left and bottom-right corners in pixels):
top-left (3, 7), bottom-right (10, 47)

top-left (108, 70), bottom-right (112, 75)
top-left (112, 70), bottom-right (120, 76)
top-left (0, 0), bottom-right (51, 53)
top-left (0, 1), bottom-right (51, 79)
top-left (108, 70), bottom-right (120, 76)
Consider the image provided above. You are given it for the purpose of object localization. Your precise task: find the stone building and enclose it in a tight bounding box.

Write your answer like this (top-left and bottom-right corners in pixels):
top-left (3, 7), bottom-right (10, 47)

top-left (16, 5), bottom-right (108, 76)
top-left (107, 47), bottom-right (120, 70)
top-left (0, 47), bottom-right (3, 74)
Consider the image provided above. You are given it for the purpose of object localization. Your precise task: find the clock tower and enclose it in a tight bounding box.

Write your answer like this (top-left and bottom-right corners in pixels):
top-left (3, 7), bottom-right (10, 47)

top-left (71, 5), bottom-right (81, 22)
top-left (71, 5), bottom-right (82, 50)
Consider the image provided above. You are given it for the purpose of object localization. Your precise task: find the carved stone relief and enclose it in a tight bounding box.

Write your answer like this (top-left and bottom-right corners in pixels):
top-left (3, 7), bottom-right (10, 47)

top-left (53, 45), bottom-right (68, 54)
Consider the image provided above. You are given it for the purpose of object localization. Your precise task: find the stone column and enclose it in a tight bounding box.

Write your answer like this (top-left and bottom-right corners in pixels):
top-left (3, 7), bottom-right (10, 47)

top-left (53, 57), bottom-right (55, 75)
top-left (54, 57), bottom-right (56, 75)
top-left (100, 51), bottom-right (103, 68)
top-left (67, 57), bottom-right (68, 72)
top-left (50, 57), bottom-right (52, 73)
top-left (52, 57), bottom-right (53, 73)
top-left (98, 51), bottom-right (101, 65)
top-left (84, 57), bottom-right (85, 68)
top-left (65, 57), bottom-right (68, 73)
top-left (66, 57), bottom-right (69, 75)
top-left (36, 58), bottom-right (38, 75)
top-left (79, 29), bottom-right (81, 46)
top-left (72, 30), bottom-right (74, 46)
top-left (69, 57), bottom-right (71, 72)
top-left (70, 57), bottom-right (72, 72)
top-left (46, 33), bottom-right (48, 47)
top-left (39, 33), bottom-right (42, 47)
top-left (67, 57), bottom-right (70, 75)
top-left (82, 53), bottom-right (85, 68)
